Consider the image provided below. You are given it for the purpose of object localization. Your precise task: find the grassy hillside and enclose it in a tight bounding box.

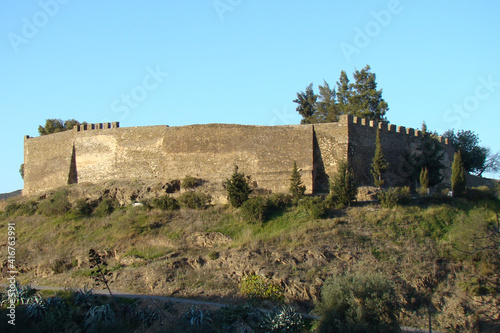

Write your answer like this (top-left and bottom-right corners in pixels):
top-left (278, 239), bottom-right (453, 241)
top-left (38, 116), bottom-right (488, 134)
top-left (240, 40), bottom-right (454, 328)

top-left (1, 185), bottom-right (499, 332)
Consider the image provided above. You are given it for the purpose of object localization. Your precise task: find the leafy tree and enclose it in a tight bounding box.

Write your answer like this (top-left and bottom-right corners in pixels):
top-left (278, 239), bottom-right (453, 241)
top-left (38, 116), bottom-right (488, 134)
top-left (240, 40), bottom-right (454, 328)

top-left (371, 128), bottom-right (388, 188)
top-left (225, 165), bottom-right (251, 208)
top-left (290, 161), bottom-right (306, 202)
top-left (19, 163), bottom-right (24, 180)
top-left (294, 65), bottom-right (388, 123)
top-left (443, 129), bottom-right (488, 175)
top-left (330, 160), bottom-right (357, 208)
top-left (38, 118), bottom-right (85, 136)
top-left (478, 150), bottom-right (500, 177)
top-left (451, 151), bottom-right (466, 196)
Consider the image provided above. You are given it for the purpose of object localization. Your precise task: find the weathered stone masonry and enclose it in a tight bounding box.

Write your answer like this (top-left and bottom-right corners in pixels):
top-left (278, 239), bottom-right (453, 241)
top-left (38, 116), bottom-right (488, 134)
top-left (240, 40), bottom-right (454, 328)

top-left (22, 115), bottom-right (454, 197)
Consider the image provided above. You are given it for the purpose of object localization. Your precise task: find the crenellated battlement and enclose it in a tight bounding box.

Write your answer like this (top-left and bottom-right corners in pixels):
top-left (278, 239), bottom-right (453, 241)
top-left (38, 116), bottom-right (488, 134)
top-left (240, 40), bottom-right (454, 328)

top-left (339, 114), bottom-right (449, 144)
top-left (75, 122), bottom-right (120, 131)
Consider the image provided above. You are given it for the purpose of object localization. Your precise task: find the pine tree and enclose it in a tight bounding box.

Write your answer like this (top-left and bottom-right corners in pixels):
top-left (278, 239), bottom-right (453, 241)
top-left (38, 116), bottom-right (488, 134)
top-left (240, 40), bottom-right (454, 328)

top-left (371, 128), bottom-right (388, 188)
top-left (290, 161), bottom-right (306, 202)
top-left (330, 160), bottom-right (358, 208)
top-left (451, 151), bottom-right (466, 196)
top-left (225, 165), bottom-right (250, 208)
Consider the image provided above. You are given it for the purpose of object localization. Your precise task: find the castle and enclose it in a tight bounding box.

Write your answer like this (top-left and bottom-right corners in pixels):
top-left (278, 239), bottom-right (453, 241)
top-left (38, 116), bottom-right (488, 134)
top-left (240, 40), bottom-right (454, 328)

top-left (22, 115), bottom-right (455, 197)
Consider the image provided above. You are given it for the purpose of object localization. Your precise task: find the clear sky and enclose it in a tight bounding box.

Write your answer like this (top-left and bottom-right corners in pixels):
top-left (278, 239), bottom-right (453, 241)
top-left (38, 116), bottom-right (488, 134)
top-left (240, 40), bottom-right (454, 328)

top-left (1, 0), bottom-right (499, 193)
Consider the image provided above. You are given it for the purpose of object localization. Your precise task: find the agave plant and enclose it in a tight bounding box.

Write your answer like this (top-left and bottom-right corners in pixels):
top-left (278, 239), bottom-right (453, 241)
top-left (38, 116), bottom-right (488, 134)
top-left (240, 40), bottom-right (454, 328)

top-left (183, 305), bottom-right (213, 327)
top-left (26, 294), bottom-right (46, 321)
top-left (83, 304), bottom-right (115, 331)
top-left (262, 306), bottom-right (304, 332)
top-left (136, 308), bottom-right (159, 327)
top-left (75, 286), bottom-right (95, 307)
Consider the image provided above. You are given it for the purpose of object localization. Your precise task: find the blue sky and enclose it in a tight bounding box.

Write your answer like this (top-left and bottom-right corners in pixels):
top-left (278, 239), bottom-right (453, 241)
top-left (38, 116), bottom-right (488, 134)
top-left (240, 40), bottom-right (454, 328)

top-left (1, 0), bottom-right (499, 193)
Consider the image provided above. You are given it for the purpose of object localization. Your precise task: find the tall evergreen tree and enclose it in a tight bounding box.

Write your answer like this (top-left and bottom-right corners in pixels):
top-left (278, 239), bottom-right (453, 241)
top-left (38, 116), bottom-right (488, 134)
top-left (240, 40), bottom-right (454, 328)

top-left (330, 160), bottom-right (358, 208)
top-left (349, 65), bottom-right (388, 120)
top-left (451, 151), bottom-right (466, 196)
top-left (317, 81), bottom-right (339, 122)
top-left (371, 128), bottom-right (388, 188)
top-left (294, 65), bottom-right (388, 124)
top-left (290, 161), bottom-right (306, 202)
top-left (419, 166), bottom-right (429, 189)
top-left (225, 165), bottom-right (251, 208)
top-left (293, 83), bottom-right (317, 124)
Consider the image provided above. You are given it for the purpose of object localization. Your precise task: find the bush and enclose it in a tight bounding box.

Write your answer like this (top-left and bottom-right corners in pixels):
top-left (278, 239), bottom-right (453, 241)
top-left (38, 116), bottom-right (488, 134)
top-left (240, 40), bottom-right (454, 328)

top-left (266, 193), bottom-right (293, 210)
top-left (240, 196), bottom-right (269, 224)
top-left (330, 160), bottom-right (357, 208)
top-left (38, 190), bottom-right (71, 216)
top-left (465, 186), bottom-right (497, 201)
top-left (239, 274), bottom-right (284, 303)
top-left (94, 198), bottom-right (118, 217)
top-left (151, 195), bottom-right (179, 210)
top-left (181, 175), bottom-right (200, 189)
top-left (296, 196), bottom-right (327, 219)
top-left (314, 271), bottom-right (400, 333)
top-left (4, 200), bottom-right (38, 216)
top-left (262, 306), bottom-right (304, 332)
top-left (75, 199), bottom-right (95, 217)
top-left (225, 165), bottom-right (251, 208)
top-left (378, 187), bottom-right (410, 208)
top-left (178, 192), bottom-right (211, 209)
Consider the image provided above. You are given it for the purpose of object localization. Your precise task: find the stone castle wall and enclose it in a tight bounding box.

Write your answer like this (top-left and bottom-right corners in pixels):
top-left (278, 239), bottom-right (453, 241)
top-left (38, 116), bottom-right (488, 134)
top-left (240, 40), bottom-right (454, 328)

top-left (23, 116), bottom-right (454, 197)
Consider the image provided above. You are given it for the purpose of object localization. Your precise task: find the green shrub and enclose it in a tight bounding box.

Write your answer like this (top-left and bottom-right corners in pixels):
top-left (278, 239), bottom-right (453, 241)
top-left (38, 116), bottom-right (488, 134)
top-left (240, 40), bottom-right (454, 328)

top-left (76, 199), bottom-right (95, 217)
top-left (314, 271), bottom-right (399, 333)
top-left (225, 165), bottom-right (251, 208)
top-left (151, 195), bottom-right (179, 210)
top-left (465, 186), bottom-right (497, 201)
top-left (181, 175), bottom-right (200, 189)
top-left (296, 196), bottom-right (327, 219)
top-left (178, 192), bottom-right (211, 209)
top-left (266, 193), bottom-right (293, 210)
top-left (94, 198), bottom-right (118, 217)
top-left (378, 187), bottom-right (411, 208)
top-left (330, 160), bottom-right (357, 208)
top-left (38, 190), bottom-right (71, 216)
top-left (4, 200), bottom-right (38, 216)
top-left (239, 274), bottom-right (284, 303)
top-left (240, 196), bottom-right (269, 224)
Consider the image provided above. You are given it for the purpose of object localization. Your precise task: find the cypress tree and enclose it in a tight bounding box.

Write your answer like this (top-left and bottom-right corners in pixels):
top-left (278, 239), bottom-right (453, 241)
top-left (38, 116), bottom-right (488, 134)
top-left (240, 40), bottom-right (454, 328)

top-left (371, 127), bottom-right (388, 188)
top-left (225, 165), bottom-right (250, 208)
top-left (419, 166), bottom-right (430, 189)
top-left (290, 161), bottom-right (306, 203)
top-left (330, 160), bottom-right (358, 208)
top-left (451, 151), bottom-right (466, 196)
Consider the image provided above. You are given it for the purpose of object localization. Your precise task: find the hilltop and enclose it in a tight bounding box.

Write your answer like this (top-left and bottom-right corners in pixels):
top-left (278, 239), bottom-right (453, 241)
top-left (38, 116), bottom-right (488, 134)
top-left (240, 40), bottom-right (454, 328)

top-left (1, 181), bottom-right (499, 331)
